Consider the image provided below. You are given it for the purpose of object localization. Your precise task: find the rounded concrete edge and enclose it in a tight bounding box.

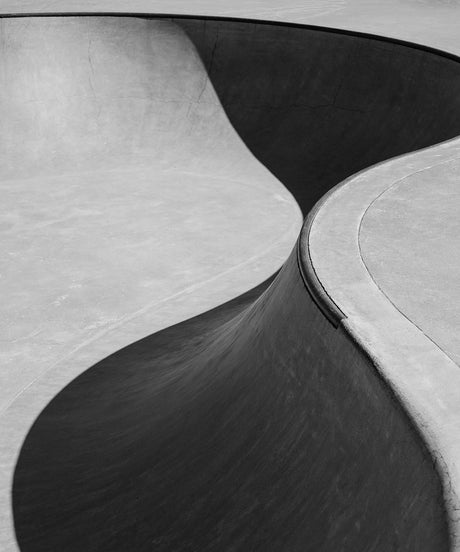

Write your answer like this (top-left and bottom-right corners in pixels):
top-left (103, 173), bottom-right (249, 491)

top-left (297, 199), bottom-right (345, 328)
top-left (304, 137), bottom-right (460, 550)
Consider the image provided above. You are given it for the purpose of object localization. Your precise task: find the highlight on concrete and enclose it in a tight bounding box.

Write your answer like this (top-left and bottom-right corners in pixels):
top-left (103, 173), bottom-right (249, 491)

top-left (2, 9), bottom-right (460, 552)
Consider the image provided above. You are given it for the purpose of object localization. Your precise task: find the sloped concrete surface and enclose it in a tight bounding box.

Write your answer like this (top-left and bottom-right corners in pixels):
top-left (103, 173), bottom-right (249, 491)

top-left (360, 157), bottom-right (460, 367)
top-left (12, 249), bottom-right (449, 551)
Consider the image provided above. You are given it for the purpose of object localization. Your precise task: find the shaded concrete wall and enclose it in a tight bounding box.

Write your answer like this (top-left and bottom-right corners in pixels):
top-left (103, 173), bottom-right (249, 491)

top-left (180, 18), bottom-right (460, 212)
top-left (13, 248), bottom-right (449, 551)
top-left (3, 16), bottom-right (460, 209)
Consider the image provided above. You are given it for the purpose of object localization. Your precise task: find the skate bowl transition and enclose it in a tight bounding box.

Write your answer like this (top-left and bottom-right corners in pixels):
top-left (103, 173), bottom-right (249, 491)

top-left (4, 13), bottom-right (460, 552)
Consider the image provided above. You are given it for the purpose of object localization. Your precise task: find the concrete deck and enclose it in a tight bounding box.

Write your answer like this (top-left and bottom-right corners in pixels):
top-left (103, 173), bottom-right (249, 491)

top-left (360, 157), bottom-right (460, 367)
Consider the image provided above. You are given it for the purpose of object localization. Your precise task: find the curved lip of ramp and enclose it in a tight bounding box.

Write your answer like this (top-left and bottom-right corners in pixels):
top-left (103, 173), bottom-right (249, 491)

top-left (3, 8), bottom-right (460, 551)
top-left (1, 10), bottom-right (460, 63)
top-left (303, 136), bottom-right (460, 548)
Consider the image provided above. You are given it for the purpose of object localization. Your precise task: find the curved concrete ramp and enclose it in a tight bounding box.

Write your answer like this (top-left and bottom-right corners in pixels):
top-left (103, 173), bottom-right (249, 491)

top-left (5, 14), bottom-right (460, 552)
top-left (13, 249), bottom-right (448, 551)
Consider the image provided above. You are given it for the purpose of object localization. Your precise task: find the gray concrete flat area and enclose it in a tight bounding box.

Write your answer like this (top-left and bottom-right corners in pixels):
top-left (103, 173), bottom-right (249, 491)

top-left (360, 158), bottom-right (460, 366)
top-left (2, 1), bottom-right (460, 552)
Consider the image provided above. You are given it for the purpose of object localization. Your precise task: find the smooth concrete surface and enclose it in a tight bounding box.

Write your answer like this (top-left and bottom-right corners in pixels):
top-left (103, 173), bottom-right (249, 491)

top-left (0, 16), bottom-right (303, 551)
top-left (0, 14), bottom-right (306, 414)
top-left (1, 4), bottom-right (460, 552)
top-left (308, 138), bottom-right (460, 549)
top-left (1, 168), bottom-right (298, 414)
top-left (12, 250), bottom-right (449, 551)
top-left (360, 158), bottom-right (460, 367)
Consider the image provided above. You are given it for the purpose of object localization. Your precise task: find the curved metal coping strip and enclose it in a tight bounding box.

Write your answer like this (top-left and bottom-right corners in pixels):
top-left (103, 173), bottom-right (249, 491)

top-left (297, 128), bottom-right (460, 330)
top-left (297, 186), bottom-right (346, 329)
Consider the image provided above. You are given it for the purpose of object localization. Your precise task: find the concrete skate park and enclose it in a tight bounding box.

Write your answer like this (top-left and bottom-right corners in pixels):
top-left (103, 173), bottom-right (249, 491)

top-left (2, 0), bottom-right (460, 550)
